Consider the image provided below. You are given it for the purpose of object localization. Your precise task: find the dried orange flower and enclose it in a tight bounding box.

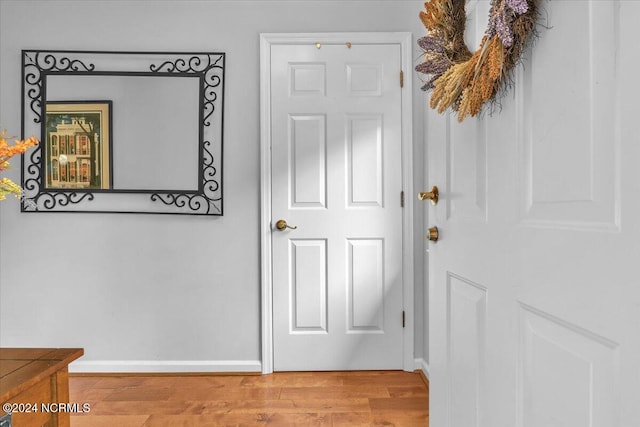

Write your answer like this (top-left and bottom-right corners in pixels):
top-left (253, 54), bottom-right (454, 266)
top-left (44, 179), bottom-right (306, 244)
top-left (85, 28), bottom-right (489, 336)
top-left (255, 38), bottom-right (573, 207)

top-left (0, 129), bottom-right (39, 200)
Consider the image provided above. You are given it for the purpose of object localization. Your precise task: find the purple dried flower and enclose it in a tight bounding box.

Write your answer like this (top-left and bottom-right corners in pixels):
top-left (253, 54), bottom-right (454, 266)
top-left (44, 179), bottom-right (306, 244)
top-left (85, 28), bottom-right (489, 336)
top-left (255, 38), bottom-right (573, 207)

top-left (489, 10), bottom-right (514, 47)
top-left (415, 56), bottom-right (451, 76)
top-left (487, 25), bottom-right (496, 38)
top-left (420, 75), bottom-right (440, 92)
top-left (506, 0), bottom-right (528, 15)
top-left (418, 36), bottom-right (446, 53)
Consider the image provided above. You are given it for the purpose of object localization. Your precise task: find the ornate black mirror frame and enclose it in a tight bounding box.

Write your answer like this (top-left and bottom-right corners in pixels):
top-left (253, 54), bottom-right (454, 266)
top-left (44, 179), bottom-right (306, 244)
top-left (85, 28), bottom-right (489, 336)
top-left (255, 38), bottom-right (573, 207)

top-left (21, 50), bottom-right (225, 215)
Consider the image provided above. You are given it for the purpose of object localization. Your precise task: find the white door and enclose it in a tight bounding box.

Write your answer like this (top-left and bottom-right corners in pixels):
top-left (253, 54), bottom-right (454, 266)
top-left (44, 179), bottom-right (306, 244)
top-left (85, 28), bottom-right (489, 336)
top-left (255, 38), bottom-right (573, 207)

top-left (427, 1), bottom-right (640, 426)
top-left (268, 40), bottom-right (405, 371)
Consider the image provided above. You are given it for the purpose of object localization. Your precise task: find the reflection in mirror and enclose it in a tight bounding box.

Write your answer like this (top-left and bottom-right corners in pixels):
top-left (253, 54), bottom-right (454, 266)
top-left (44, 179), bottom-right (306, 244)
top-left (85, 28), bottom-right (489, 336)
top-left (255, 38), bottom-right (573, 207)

top-left (44, 100), bottom-right (112, 190)
top-left (22, 50), bottom-right (225, 215)
top-left (46, 75), bottom-right (199, 191)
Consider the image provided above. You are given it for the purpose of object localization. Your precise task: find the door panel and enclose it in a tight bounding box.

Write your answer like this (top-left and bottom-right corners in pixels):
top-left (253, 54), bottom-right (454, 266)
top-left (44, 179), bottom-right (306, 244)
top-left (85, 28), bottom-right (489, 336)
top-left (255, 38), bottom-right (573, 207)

top-left (347, 238), bottom-right (384, 332)
top-left (447, 118), bottom-right (488, 222)
top-left (290, 239), bottom-right (327, 332)
top-left (346, 115), bottom-right (384, 207)
top-left (271, 43), bottom-right (404, 371)
top-left (518, 304), bottom-right (618, 427)
top-left (428, 1), bottom-right (640, 426)
top-left (289, 114), bottom-right (327, 208)
top-left (519, 1), bottom-right (619, 230)
top-left (447, 273), bottom-right (487, 427)
top-left (289, 63), bottom-right (326, 96)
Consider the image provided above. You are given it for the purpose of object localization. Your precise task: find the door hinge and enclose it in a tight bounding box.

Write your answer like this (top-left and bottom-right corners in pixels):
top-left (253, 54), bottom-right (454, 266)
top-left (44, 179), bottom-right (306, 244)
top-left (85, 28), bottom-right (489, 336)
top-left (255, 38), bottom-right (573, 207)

top-left (402, 311), bottom-right (406, 328)
top-left (400, 191), bottom-right (405, 208)
top-left (400, 70), bottom-right (404, 88)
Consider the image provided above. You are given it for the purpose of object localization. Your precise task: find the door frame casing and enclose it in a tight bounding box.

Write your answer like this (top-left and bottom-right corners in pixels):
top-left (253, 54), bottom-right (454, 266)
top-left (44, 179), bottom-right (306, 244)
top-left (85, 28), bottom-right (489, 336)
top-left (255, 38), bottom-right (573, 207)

top-left (259, 32), bottom-right (414, 374)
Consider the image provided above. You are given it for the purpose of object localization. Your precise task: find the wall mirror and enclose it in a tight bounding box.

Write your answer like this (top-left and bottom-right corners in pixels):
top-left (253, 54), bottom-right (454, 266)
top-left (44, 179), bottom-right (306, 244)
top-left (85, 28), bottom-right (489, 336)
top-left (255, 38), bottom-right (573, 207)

top-left (21, 50), bottom-right (225, 215)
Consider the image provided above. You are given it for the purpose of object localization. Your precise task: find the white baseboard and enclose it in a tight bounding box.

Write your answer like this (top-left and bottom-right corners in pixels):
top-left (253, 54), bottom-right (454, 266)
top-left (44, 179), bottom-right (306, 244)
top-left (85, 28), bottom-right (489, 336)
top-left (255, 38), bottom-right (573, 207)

top-left (414, 358), bottom-right (430, 380)
top-left (69, 360), bottom-right (262, 374)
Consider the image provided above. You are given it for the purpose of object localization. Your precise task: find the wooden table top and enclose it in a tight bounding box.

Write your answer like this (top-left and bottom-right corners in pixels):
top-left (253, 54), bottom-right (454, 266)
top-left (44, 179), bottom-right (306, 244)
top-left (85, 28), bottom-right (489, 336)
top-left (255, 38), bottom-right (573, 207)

top-left (0, 348), bottom-right (84, 403)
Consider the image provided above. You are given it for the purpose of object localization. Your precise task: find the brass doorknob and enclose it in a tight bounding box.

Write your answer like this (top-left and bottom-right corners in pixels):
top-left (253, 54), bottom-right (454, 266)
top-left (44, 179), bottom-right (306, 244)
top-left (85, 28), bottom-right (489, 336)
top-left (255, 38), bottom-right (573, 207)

top-left (275, 219), bottom-right (297, 231)
top-left (427, 226), bottom-right (439, 242)
top-left (418, 186), bottom-right (439, 205)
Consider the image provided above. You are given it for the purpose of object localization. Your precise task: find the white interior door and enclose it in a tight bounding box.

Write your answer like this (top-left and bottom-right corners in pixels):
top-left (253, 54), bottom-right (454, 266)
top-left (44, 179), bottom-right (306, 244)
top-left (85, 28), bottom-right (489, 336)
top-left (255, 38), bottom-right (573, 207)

top-left (268, 40), bottom-right (404, 371)
top-left (427, 1), bottom-right (640, 426)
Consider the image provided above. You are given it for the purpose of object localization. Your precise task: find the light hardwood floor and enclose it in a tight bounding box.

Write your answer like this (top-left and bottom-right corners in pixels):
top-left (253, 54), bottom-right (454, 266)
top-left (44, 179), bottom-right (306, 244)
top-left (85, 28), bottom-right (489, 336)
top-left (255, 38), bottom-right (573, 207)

top-left (69, 370), bottom-right (428, 426)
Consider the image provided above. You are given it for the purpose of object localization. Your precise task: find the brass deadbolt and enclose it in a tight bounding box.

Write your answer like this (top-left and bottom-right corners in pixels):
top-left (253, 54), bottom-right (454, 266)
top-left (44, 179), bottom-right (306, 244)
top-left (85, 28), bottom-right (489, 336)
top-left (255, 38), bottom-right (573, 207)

top-left (427, 226), bottom-right (439, 242)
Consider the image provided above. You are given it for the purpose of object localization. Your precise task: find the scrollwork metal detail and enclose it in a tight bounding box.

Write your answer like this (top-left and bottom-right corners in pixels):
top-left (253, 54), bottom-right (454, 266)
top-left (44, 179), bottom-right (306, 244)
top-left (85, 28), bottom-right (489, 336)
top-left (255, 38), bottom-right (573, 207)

top-left (21, 50), bottom-right (224, 215)
top-left (149, 54), bottom-right (223, 128)
top-left (23, 52), bottom-right (96, 123)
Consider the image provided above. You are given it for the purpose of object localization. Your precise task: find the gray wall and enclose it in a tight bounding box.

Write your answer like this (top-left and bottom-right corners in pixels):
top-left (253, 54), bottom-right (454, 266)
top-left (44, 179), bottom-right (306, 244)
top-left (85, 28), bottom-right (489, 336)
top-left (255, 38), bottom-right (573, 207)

top-left (0, 0), bottom-right (428, 370)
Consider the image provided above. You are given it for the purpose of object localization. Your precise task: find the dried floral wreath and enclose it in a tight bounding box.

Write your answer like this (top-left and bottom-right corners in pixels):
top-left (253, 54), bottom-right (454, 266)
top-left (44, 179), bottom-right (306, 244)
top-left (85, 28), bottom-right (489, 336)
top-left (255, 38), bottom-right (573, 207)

top-left (416, 0), bottom-right (538, 122)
